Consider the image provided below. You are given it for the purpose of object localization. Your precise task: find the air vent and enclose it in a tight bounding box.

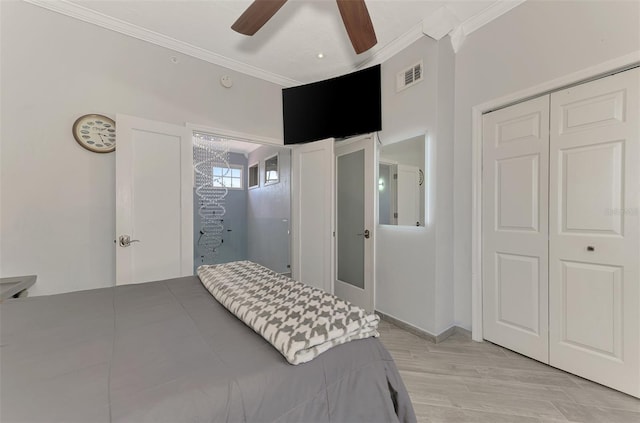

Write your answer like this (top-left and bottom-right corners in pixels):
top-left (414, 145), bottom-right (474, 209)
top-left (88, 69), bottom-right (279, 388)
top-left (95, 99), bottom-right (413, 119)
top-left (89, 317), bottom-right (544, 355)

top-left (396, 60), bottom-right (423, 92)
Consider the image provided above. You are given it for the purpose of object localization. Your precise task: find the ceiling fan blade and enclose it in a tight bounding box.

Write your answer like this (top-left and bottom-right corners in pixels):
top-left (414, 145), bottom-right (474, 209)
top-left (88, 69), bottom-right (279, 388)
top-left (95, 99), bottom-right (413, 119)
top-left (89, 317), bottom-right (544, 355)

top-left (336, 0), bottom-right (377, 54)
top-left (231, 0), bottom-right (288, 36)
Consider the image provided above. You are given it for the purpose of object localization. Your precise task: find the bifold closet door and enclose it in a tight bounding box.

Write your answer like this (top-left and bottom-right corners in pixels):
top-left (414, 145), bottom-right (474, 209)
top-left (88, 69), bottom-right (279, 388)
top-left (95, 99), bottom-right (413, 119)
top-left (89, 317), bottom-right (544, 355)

top-left (549, 68), bottom-right (639, 398)
top-left (482, 95), bottom-right (550, 363)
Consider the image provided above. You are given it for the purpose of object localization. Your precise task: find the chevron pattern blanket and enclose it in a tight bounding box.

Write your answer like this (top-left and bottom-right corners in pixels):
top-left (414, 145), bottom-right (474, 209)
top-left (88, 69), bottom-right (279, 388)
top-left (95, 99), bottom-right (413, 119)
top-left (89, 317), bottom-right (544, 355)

top-left (197, 261), bottom-right (380, 365)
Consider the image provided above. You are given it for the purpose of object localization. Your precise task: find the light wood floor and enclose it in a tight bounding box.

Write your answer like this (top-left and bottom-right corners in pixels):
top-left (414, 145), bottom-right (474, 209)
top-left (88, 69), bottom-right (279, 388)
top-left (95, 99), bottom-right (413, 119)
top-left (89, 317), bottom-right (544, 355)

top-left (377, 319), bottom-right (640, 423)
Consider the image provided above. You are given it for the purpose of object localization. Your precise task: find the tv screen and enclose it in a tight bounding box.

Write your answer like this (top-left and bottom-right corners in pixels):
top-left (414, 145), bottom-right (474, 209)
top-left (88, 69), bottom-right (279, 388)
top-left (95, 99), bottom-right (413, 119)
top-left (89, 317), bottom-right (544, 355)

top-left (282, 65), bottom-right (381, 145)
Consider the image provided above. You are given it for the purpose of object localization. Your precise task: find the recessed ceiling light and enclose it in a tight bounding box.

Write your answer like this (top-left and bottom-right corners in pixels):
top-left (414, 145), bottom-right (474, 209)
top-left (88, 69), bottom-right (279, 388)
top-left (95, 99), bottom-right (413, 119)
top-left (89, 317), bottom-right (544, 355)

top-left (317, 53), bottom-right (324, 59)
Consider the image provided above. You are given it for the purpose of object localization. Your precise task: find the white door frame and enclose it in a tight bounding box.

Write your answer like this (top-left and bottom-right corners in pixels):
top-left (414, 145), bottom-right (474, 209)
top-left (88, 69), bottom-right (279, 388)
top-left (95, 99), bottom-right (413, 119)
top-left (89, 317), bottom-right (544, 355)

top-left (185, 123), bottom-right (284, 148)
top-left (470, 52), bottom-right (640, 342)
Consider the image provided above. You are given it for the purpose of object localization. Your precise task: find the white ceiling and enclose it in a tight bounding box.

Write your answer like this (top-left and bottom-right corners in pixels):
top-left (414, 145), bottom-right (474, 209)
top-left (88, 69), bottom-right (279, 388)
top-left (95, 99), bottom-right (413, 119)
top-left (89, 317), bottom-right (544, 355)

top-left (28, 0), bottom-right (526, 85)
top-left (226, 139), bottom-right (262, 155)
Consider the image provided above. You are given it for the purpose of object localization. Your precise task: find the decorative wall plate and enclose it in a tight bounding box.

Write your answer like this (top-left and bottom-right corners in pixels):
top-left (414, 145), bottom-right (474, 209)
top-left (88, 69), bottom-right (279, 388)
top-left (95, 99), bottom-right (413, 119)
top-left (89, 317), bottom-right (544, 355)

top-left (72, 114), bottom-right (116, 153)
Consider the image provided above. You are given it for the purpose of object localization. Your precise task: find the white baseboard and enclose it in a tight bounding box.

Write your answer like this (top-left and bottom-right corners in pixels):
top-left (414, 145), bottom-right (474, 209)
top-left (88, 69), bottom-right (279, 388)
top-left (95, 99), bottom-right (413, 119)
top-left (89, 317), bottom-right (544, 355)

top-left (376, 310), bottom-right (469, 343)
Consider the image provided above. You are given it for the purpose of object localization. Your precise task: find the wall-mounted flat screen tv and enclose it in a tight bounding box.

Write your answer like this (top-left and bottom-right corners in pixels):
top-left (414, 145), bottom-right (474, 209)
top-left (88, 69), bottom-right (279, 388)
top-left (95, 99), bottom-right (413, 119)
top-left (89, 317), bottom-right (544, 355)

top-left (282, 64), bottom-right (381, 145)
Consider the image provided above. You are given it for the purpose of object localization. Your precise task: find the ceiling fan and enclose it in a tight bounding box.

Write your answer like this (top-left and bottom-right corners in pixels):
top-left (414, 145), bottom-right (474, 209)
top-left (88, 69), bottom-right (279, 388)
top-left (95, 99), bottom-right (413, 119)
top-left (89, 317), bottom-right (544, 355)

top-left (231, 0), bottom-right (377, 54)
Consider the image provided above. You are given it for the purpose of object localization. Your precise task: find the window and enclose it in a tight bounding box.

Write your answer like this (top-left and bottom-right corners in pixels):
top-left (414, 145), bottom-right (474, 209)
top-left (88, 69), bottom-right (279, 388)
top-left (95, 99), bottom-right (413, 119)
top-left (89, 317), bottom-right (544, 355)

top-left (264, 154), bottom-right (279, 185)
top-left (248, 163), bottom-right (259, 189)
top-left (213, 165), bottom-right (243, 189)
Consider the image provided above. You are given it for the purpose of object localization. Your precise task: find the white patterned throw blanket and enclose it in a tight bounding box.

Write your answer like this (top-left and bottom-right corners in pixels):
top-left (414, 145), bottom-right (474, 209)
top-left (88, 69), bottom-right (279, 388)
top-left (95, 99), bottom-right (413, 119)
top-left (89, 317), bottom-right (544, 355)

top-left (197, 261), bottom-right (380, 365)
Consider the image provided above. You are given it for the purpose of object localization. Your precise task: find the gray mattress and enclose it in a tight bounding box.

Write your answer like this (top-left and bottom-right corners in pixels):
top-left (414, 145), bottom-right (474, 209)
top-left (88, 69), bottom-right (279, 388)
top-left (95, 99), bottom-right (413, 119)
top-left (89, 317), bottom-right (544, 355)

top-left (0, 276), bottom-right (416, 423)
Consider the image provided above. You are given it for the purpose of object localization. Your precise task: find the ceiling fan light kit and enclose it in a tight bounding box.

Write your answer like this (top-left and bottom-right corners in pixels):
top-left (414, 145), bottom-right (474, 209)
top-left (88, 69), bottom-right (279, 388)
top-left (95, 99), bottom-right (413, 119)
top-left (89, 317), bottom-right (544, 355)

top-left (231, 0), bottom-right (377, 54)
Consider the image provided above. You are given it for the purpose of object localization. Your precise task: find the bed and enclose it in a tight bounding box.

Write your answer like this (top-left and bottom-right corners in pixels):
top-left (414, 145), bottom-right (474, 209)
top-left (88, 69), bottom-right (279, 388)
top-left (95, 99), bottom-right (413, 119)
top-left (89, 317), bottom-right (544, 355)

top-left (0, 266), bottom-right (416, 422)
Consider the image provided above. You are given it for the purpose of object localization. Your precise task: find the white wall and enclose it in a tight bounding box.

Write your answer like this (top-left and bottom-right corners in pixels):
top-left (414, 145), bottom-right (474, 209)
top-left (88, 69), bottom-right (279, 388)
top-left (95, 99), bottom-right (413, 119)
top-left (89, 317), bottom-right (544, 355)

top-left (434, 39), bottom-right (455, 332)
top-left (376, 36), bottom-right (455, 335)
top-left (0, 1), bottom-right (284, 296)
top-left (453, 0), bottom-right (640, 329)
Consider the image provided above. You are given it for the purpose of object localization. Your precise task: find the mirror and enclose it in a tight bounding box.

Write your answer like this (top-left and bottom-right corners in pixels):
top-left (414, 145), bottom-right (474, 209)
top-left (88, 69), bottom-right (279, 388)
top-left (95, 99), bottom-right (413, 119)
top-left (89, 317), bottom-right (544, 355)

top-left (378, 134), bottom-right (426, 227)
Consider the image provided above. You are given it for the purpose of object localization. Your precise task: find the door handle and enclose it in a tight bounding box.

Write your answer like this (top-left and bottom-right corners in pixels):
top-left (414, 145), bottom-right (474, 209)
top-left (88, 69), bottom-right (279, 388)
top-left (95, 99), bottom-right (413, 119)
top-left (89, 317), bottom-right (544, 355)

top-left (356, 229), bottom-right (371, 239)
top-left (118, 235), bottom-right (140, 247)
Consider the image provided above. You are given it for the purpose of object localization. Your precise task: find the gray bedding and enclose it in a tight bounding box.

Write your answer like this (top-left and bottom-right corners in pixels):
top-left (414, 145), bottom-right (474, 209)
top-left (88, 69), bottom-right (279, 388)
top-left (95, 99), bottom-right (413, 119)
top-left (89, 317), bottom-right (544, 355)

top-left (0, 276), bottom-right (416, 423)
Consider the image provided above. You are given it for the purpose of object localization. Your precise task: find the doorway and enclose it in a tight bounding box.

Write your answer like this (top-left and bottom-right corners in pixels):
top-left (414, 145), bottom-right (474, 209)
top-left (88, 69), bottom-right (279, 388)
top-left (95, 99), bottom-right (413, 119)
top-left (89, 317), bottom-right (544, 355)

top-left (193, 132), bottom-right (292, 275)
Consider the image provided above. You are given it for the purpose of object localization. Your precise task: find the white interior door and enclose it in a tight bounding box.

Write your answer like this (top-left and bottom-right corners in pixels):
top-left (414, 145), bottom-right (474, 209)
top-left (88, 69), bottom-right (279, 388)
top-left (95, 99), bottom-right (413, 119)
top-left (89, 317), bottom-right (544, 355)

top-left (549, 68), bottom-right (639, 397)
top-left (396, 164), bottom-right (420, 226)
top-left (291, 138), bottom-right (334, 293)
top-left (116, 114), bottom-right (193, 285)
top-left (482, 95), bottom-right (550, 363)
top-left (334, 135), bottom-right (375, 311)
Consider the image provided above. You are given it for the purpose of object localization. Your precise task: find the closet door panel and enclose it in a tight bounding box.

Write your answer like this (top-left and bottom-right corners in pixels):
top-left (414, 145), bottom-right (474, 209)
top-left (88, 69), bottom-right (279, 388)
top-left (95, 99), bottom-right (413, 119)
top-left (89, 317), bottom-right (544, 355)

top-left (560, 141), bottom-right (623, 235)
top-left (482, 95), bottom-right (550, 363)
top-left (549, 68), bottom-right (639, 398)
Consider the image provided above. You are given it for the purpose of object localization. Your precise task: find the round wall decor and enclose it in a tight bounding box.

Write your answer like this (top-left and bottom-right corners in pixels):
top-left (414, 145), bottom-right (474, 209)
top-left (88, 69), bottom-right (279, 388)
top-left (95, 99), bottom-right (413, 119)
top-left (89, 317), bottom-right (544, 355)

top-left (72, 114), bottom-right (116, 153)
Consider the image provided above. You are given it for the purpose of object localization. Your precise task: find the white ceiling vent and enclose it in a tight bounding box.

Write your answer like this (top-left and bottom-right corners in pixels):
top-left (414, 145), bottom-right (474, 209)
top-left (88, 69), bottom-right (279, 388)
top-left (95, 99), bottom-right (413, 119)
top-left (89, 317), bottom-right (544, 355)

top-left (396, 61), bottom-right (423, 92)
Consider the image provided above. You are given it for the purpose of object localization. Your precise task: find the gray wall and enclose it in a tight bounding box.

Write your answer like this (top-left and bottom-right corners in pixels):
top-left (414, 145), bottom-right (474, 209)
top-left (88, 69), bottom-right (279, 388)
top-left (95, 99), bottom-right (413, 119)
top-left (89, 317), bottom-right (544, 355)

top-left (0, 1), bottom-right (284, 296)
top-left (247, 146), bottom-right (291, 273)
top-left (194, 153), bottom-right (248, 270)
top-left (452, 0), bottom-right (640, 329)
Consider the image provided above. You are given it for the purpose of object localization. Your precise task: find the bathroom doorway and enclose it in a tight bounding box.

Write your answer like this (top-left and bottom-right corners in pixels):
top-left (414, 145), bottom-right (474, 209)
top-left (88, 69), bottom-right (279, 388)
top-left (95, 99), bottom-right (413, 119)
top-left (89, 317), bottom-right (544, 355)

top-left (193, 132), bottom-right (291, 275)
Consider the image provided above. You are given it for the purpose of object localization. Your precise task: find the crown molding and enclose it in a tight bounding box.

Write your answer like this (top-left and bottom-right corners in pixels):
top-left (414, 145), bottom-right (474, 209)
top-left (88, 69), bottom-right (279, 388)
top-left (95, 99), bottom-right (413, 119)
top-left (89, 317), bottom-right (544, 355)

top-left (23, 0), bottom-right (301, 87)
top-left (356, 0), bottom-right (525, 69)
top-left (421, 6), bottom-right (460, 41)
top-left (24, 0), bottom-right (526, 85)
top-left (355, 23), bottom-right (425, 71)
top-left (461, 0), bottom-right (526, 36)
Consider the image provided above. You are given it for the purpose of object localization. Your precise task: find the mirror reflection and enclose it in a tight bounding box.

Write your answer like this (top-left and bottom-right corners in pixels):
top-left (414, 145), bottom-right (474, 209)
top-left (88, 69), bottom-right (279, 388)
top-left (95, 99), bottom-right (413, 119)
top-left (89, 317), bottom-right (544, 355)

top-left (378, 134), bottom-right (426, 227)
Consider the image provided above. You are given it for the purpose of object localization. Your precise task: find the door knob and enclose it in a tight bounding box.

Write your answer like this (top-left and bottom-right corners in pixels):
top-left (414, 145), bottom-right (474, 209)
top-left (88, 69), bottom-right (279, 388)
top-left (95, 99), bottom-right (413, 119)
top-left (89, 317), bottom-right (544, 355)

top-left (118, 235), bottom-right (140, 247)
top-left (356, 229), bottom-right (371, 239)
